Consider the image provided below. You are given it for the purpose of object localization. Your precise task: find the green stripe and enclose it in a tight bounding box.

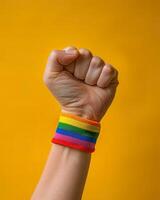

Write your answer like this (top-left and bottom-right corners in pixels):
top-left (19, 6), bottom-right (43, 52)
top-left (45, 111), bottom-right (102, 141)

top-left (58, 122), bottom-right (99, 139)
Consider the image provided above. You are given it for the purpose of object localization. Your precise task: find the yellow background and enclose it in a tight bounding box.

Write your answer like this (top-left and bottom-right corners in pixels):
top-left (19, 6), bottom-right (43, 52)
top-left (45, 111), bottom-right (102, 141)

top-left (0, 0), bottom-right (160, 199)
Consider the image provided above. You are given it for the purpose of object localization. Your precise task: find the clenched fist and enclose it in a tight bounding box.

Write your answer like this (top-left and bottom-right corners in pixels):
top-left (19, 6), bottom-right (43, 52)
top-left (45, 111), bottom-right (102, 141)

top-left (43, 46), bottom-right (119, 121)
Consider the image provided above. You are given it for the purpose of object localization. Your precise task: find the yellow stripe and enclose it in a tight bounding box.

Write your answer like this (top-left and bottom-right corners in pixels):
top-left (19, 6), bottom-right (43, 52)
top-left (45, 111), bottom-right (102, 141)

top-left (59, 116), bottom-right (100, 133)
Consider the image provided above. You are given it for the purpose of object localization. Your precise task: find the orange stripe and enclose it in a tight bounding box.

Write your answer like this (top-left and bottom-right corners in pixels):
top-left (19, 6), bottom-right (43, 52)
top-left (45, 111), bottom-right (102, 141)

top-left (61, 112), bottom-right (100, 127)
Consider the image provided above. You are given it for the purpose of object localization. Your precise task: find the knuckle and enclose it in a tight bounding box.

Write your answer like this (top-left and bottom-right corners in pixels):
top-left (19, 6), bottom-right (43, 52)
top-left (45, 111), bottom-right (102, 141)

top-left (92, 56), bottom-right (103, 65)
top-left (64, 46), bottom-right (77, 50)
top-left (105, 64), bottom-right (114, 74)
top-left (79, 48), bottom-right (92, 57)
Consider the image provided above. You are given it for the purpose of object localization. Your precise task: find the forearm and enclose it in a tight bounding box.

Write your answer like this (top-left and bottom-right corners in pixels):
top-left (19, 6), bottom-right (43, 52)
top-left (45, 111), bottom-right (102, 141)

top-left (31, 144), bottom-right (91, 200)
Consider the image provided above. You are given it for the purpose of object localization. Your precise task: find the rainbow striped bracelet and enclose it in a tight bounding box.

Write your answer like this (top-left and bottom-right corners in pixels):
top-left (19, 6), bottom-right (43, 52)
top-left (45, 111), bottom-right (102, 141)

top-left (51, 112), bottom-right (101, 153)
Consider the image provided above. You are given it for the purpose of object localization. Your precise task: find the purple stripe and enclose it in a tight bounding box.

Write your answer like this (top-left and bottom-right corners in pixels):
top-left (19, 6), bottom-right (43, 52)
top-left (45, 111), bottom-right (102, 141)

top-left (54, 133), bottom-right (95, 149)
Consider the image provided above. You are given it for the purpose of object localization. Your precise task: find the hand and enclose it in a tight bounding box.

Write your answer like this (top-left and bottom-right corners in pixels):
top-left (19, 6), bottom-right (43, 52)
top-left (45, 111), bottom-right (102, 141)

top-left (43, 46), bottom-right (119, 121)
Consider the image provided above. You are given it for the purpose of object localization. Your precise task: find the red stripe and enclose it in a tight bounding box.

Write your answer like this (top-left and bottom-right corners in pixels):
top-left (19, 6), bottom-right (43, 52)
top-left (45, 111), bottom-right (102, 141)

top-left (51, 138), bottom-right (95, 153)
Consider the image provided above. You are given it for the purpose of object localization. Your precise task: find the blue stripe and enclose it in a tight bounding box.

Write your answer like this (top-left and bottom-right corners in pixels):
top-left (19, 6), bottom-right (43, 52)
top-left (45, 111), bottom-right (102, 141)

top-left (56, 128), bottom-right (96, 143)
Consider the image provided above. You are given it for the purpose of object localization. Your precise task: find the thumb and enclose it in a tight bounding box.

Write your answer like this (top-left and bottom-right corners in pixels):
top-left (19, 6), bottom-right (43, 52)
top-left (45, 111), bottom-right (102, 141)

top-left (46, 49), bottom-right (79, 73)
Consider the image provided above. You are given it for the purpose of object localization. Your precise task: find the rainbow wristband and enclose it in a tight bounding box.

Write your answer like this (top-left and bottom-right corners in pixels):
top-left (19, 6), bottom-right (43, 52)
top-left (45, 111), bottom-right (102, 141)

top-left (51, 112), bottom-right (101, 153)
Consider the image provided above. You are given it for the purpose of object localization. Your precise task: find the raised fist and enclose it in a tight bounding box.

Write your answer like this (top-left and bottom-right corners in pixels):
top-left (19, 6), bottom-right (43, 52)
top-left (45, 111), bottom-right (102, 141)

top-left (43, 46), bottom-right (119, 121)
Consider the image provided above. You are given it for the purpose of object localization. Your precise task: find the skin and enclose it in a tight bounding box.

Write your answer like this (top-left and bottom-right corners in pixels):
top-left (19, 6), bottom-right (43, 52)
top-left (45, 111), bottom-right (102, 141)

top-left (31, 46), bottom-right (119, 200)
